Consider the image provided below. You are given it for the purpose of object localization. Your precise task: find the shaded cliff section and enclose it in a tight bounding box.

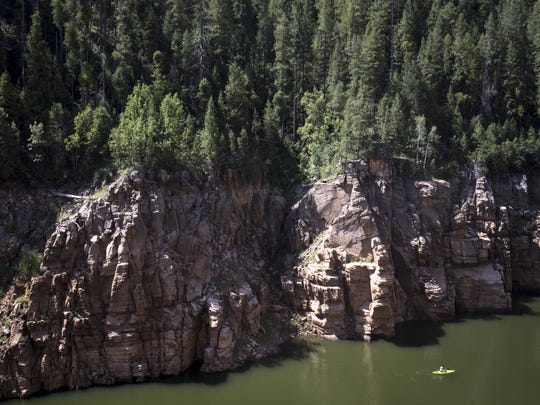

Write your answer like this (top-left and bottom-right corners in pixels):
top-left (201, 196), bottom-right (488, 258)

top-left (282, 146), bottom-right (540, 340)
top-left (0, 189), bottom-right (69, 289)
top-left (0, 170), bottom-right (287, 399)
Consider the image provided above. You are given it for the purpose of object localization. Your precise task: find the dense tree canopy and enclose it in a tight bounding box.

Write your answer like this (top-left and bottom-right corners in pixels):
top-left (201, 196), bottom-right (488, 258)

top-left (2, 0), bottom-right (540, 184)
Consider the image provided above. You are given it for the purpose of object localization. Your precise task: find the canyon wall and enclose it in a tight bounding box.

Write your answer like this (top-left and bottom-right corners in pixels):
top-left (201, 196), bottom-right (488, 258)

top-left (1, 151), bottom-right (540, 399)
top-left (0, 170), bottom-right (287, 399)
top-left (282, 146), bottom-right (540, 340)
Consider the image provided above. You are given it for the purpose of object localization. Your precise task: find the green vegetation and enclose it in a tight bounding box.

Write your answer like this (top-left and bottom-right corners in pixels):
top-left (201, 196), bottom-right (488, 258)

top-left (14, 292), bottom-right (29, 305)
top-left (17, 250), bottom-right (42, 276)
top-left (89, 185), bottom-right (110, 199)
top-left (299, 232), bottom-right (327, 264)
top-left (55, 208), bottom-right (72, 223)
top-left (5, 214), bottom-right (17, 234)
top-left (1, 1), bottom-right (540, 186)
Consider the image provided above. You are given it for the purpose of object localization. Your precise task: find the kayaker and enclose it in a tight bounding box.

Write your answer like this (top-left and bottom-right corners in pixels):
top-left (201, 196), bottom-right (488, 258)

top-left (439, 366), bottom-right (446, 372)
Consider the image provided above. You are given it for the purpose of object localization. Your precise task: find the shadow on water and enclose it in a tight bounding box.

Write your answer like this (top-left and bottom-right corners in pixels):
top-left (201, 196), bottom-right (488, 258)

top-left (511, 294), bottom-right (540, 316)
top-left (450, 313), bottom-right (502, 322)
top-left (161, 338), bottom-right (319, 387)
top-left (388, 294), bottom-right (540, 348)
top-left (259, 338), bottom-right (320, 367)
top-left (389, 320), bottom-right (446, 347)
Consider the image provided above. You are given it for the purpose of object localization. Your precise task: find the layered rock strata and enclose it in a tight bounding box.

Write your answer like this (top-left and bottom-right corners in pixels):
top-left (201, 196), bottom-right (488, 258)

top-left (2, 151), bottom-right (540, 400)
top-left (0, 170), bottom-right (286, 399)
top-left (282, 148), bottom-right (540, 340)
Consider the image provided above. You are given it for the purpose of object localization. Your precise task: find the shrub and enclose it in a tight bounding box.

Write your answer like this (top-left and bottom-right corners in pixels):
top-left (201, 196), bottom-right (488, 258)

top-left (5, 214), bottom-right (17, 234)
top-left (17, 250), bottom-right (42, 276)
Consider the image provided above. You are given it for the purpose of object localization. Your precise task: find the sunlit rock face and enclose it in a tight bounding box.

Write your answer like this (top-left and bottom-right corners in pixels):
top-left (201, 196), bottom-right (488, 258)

top-left (283, 149), bottom-right (540, 340)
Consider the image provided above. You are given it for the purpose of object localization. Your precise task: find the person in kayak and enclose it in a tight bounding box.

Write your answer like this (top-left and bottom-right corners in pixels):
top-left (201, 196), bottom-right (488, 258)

top-left (439, 366), bottom-right (446, 372)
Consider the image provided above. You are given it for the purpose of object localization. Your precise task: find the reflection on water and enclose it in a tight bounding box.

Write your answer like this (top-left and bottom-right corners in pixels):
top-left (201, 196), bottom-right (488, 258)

top-left (6, 296), bottom-right (540, 405)
top-left (362, 343), bottom-right (380, 405)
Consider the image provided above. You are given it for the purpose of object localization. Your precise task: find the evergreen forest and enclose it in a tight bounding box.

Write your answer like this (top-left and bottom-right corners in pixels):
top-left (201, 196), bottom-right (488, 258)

top-left (2, 0), bottom-right (540, 186)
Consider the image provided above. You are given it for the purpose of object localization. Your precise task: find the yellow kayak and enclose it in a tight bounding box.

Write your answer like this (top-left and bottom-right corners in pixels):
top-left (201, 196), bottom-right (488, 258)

top-left (432, 369), bottom-right (455, 375)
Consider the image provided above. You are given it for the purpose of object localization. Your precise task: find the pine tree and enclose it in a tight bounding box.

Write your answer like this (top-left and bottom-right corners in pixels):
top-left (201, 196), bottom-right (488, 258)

top-left (207, 0), bottom-right (232, 83)
top-left (0, 71), bottom-right (19, 121)
top-left (230, 0), bottom-right (258, 67)
top-left (193, 0), bottom-right (209, 85)
top-left (528, 0), bottom-right (540, 115)
top-left (0, 19), bottom-right (6, 73)
top-left (22, 10), bottom-right (54, 126)
top-left (272, 10), bottom-right (294, 137)
top-left (111, 0), bottom-right (140, 107)
top-left (223, 62), bottom-right (258, 142)
top-left (47, 103), bottom-right (70, 175)
top-left (62, 0), bottom-right (101, 104)
top-left (417, 8), bottom-right (447, 104)
top-left (448, 13), bottom-right (481, 142)
top-left (140, 1), bottom-right (164, 81)
top-left (0, 108), bottom-right (20, 180)
top-left (351, 0), bottom-right (393, 103)
top-left (479, 12), bottom-right (504, 120)
top-left (163, 0), bottom-right (194, 92)
top-left (199, 96), bottom-right (225, 166)
top-left (252, 0), bottom-right (275, 100)
top-left (500, 0), bottom-right (535, 124)
top-left (340, 82), bottom-right (377, 162)
top-left (313, 0), bottom-right (335, 92)
top-left (152, 50), bottom-right (167, 101)
top-left (397, 0), bottom-right (419, 66)
top-left (375, 93), bottom-right (410, 155)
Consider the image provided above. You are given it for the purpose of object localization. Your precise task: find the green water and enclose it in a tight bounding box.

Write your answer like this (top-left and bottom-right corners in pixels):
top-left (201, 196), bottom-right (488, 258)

top-left (7, 297), bottom-right (540, 405)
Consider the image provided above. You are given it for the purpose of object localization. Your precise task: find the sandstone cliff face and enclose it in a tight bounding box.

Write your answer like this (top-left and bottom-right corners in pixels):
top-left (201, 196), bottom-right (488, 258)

top-left (282, 149), bottom-right (540, 340)
top-left (0, 170), bottom-right (286, 399)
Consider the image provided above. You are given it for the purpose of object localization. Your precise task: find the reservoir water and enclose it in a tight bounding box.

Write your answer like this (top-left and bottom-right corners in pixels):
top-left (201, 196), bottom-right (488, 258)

top-left (7, 296), bottom-right (540, 405)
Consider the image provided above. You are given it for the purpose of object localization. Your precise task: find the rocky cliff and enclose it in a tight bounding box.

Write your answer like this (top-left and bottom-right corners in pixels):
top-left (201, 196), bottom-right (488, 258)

top-left (0, 170), bottom-right (287, 399)
top-left (0, 188), bottom-right (65, 287)
top-left (282, 146), bottom-right (540, 340)
top-left (2, 151), bottom-right (540, 399)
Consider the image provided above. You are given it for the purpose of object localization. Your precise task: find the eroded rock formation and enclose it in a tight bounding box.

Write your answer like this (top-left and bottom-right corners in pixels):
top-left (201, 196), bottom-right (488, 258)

top-left (2, 150), bottom-right (540, 399)
top-left (0, 170), bottom-right (286, 399)
top-left (282, 147), bottom-right (540, 340)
